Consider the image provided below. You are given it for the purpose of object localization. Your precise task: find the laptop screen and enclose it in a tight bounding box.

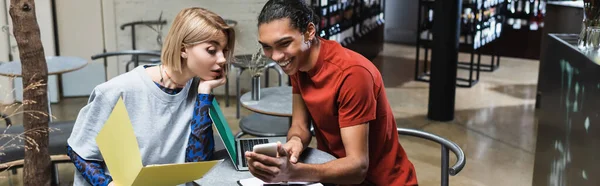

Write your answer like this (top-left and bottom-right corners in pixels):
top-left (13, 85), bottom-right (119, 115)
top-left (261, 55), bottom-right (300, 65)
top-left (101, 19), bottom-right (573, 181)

top-left (210, 99), bottom-right (238, 164)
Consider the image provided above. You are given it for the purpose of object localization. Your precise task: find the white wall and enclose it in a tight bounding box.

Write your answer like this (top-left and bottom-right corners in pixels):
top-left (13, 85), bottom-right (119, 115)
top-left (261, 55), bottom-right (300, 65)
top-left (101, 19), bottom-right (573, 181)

top-left (113, 0), bottom-right (269, 62)
top-left (108, 0), bottom-right (289, 95)
top-left (2, 0), bottom-right (296, 102)
top-left (0, 0), bottom-right (13, 104)
top-left (1, 0), bottom-right (59, 104)
top-left (56, 0), bottom-right (113, 97)
top-left (5, 0), bottom-right (56, 60)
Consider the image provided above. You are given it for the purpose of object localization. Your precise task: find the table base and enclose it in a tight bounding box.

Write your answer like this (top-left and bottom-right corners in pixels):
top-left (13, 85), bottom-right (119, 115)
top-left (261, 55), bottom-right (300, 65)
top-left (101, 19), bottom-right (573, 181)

top-left (236, 113), bottom-right (290, 138)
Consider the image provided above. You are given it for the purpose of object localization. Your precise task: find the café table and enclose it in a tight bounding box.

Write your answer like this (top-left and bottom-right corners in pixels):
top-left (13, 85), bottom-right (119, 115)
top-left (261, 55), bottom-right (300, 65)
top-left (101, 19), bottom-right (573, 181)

top-left (237, 86), bottom-right (292, 137)
top-left (0, 56), bottom-right (88, 122)
top-left (195, 133), bottom-right (337, 186)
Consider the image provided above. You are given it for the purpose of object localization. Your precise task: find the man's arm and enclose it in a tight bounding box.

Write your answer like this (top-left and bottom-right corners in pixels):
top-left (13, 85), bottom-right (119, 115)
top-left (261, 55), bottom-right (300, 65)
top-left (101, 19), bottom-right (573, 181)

top-left (290, 123), bottom-right (369, 184)
top-left (246, 67), bottom-right (374, 184)
top-left (287, 94), bottom-right (312, 147)
top-left (291, 66), bottom-right (375, 184)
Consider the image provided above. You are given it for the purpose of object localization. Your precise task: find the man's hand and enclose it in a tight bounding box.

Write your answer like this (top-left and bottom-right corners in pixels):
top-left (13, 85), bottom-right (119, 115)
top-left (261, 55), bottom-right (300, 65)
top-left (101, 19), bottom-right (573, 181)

top-left (283, 137), bottom-right (304, 164)
top-left (245, 142), bottom-right (296, 183)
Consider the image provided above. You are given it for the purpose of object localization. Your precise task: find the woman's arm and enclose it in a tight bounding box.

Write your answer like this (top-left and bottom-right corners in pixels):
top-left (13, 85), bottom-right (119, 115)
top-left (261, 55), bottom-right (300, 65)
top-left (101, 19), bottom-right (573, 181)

top-left (185, 94), bottom-right (216, 162)
top-left (67, 146), bottom-right (113, 186)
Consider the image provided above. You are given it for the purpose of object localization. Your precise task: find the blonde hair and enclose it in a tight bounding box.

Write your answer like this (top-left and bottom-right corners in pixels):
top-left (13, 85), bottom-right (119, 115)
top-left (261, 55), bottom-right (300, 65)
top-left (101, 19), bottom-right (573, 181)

top-left (161, 7), bottom-right (235, 73)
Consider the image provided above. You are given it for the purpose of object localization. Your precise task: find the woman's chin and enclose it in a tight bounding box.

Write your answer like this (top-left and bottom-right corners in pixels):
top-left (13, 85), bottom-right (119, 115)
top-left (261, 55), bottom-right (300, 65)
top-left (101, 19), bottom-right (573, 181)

top-left (199, 76), bottom-right (218, 81)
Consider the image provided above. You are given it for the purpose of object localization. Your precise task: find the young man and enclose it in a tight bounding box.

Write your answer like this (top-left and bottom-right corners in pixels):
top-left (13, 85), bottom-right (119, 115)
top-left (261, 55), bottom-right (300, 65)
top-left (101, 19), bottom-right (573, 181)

top-left (245, 0), bottom-right (418, 185)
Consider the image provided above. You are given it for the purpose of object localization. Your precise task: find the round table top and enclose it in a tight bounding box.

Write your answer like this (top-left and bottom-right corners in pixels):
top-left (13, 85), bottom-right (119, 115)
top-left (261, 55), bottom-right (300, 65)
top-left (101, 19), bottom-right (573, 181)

top-left (240, 86), bottom-right (292, 117)
top-left (197, 146), bottom-right (336, 185)
top-left (0, 56), bottom-right (88, 77)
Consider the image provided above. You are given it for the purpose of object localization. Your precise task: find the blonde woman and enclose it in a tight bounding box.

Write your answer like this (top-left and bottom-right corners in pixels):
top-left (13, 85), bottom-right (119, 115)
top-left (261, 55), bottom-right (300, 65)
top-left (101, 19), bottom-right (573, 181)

top-left (66, 7), bottom-right (235, 186)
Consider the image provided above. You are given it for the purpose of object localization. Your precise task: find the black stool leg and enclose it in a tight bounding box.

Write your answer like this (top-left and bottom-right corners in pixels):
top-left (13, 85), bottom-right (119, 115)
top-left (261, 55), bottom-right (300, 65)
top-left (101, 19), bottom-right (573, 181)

top-left (265, 69), bottom-right (270, 87)
top-left (225, 63), bottom-right (231, 107)
top-left (441, 145), bottom-right (450, 186)
top-left (8, 170), bottom-right (14, 186)
top-left (51, 162), bottom-right (59, 186)
top-left (125, 60), bottom-right (133, 72)
top-left (496, 55), bottom-right (500, 68)
top-left (468, 50), bottom-right (475, 87)
top-left (277, 68), bottom-right (283, 86)
top-left (225, 75), bottom-right (230, 107)
top-left (477, 50), bottom-right (482, 80)
top-left (236, 68), bottom-right (244, 119)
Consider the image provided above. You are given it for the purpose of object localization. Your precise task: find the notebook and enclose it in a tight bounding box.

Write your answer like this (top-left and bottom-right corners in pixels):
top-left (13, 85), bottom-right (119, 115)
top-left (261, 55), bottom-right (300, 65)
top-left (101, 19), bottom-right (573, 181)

top-left (96, 97), bottom-right (221, 186)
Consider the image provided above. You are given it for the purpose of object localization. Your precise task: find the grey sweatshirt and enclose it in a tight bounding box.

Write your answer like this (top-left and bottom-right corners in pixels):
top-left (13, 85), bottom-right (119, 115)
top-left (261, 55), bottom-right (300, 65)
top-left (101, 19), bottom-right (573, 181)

top-left (67, 66), bottom-right (199, 185)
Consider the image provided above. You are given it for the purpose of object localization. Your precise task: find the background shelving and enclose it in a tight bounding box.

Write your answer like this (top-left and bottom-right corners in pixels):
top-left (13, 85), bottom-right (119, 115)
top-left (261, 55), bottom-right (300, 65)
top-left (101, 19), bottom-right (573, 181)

top-left (415, 0), bottom-right (506, 88)
top-left (312, 0), bottom-right (385, 48)
top-left (503, 0), bottom-right (547, 30)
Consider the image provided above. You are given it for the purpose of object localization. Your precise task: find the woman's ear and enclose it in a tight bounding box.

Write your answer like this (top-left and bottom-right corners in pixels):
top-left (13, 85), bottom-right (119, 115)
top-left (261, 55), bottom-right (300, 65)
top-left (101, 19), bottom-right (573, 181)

top-left (181, 47), bottom-right (188, 59)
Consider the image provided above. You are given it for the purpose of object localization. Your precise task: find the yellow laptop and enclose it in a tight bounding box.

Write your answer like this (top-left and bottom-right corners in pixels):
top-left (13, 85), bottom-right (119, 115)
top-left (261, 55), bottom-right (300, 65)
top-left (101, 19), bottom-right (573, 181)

top-left (96, 97), bottom-right (221, 186)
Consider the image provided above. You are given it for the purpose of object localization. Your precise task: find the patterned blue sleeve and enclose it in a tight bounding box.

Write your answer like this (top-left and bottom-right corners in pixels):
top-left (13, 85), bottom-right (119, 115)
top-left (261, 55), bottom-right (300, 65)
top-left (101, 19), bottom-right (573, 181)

top-left (185, 94), bottom-right (216, 162)
top-left (67, 145), bottom-right (113, 186)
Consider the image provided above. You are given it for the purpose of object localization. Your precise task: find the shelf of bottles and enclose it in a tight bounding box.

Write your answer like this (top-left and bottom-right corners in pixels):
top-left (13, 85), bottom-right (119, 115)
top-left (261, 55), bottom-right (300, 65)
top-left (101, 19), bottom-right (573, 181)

top-left (472, 0), bottom-right (506, 49)
top-left (312, 0), bottom-right (385, 46)
top-left (418, 0), bottom-right (506, 50)
top-left (503, 0), bottom-right (546, 30)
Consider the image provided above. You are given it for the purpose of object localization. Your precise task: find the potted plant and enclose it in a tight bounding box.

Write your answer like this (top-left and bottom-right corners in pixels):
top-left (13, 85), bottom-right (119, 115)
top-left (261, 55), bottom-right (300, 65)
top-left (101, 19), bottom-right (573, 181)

top-left (246, 48), bottom-right (268, 101)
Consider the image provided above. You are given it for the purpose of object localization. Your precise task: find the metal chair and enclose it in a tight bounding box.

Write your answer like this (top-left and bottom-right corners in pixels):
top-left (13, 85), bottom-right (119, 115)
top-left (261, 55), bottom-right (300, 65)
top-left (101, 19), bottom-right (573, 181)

top-left (0, 112), bottom-right (75, 186)
top-left (120, 20), bottom-right (167, 51)
top-left (91, 50), bottom-right (162, 80)
top-left (227, 54), bottom-right (284, 118)
top-left (120, 20), bottom-right (167, 72)
top-left (397, 128), bottom-right (466, 186)
top-left (0, 112), bottom-right (11, 126)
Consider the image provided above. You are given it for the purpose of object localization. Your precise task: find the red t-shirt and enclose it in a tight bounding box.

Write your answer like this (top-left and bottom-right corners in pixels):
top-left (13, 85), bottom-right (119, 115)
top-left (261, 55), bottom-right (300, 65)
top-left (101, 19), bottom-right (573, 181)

top-left (290, 38), bottom-right (418, 186)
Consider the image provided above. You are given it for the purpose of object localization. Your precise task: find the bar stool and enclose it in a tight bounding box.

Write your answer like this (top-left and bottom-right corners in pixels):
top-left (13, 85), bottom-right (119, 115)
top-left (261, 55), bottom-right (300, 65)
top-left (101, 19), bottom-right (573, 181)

top-left (0, 112), bottom-right (75, 186)
top-left (235, 113), bottom-right (290, 138)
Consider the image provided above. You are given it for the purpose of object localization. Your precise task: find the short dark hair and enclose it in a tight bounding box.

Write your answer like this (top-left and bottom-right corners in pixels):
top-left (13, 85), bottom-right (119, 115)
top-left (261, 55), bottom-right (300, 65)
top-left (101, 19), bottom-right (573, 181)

top-left (257, 0), bottom-right (320, 33)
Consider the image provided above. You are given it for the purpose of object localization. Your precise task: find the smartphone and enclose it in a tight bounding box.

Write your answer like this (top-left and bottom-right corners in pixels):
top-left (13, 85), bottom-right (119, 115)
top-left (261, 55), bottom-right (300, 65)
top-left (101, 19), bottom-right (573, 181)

top-left (253, 142), bottom-right (279, 157)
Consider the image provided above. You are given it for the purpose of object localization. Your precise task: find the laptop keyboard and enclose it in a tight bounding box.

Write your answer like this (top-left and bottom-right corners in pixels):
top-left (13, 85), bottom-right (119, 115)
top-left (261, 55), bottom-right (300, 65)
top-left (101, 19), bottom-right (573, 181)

top-left (240, 138), bottom-right (269, 167)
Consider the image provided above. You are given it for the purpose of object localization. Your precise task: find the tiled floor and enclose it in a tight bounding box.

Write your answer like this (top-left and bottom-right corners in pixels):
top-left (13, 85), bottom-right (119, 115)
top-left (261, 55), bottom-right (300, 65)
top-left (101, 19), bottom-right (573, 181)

top-left (0, 42), bottom-right (539, 186)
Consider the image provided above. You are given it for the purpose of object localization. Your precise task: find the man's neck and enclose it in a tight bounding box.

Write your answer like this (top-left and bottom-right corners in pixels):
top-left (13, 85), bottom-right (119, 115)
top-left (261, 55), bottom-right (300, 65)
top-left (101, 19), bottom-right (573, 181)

top-left (301, 39), bottom-right (321, 72)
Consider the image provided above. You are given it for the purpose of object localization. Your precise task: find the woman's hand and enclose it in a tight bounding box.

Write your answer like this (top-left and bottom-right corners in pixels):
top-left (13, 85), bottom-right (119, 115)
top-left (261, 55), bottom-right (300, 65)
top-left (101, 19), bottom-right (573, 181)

top-left (198, 74), bottom-right (226, 94)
